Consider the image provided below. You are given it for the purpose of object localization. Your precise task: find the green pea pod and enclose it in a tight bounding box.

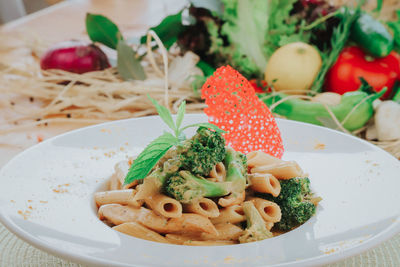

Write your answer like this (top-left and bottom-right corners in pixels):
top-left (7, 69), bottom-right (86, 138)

top-left (261, 89), bottom-right (386, 131)
top-left (350, 12), bottom-right (394, 58)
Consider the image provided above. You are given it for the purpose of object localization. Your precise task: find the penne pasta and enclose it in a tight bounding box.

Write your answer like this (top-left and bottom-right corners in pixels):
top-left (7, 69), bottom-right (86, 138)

top-left (132, 172), bottom-right (163, 202)
top-left (98, 204), bottom-right (139, 225)
top-left (265, 221), bottom-right (274, 231)
top-left (145, 194), bottom-right (182, 218)
top-left (184, 198), bottom-right (219, 218)
top-left (247, 151), bottom-right (283, 168)
top-left (218, 191), bottom-right (245, 207)
top-left (211, 204), bottom-right (246, 224)
top-left (113, 222), bottom-right (169, 244)
top-left (108, 171), bottom-right (121, 191)
top-left (183, 240), bottom-right (236, 246)
top-left (163, 213), bottom-right (218, 235)
top-left (99, 204), bottom-right (217, 235)
top-left (201, 223), bottom-right (243, 241)
top-left (249, 173), bottom-right (281, 197)
top-left (208, 162), bottom-right (226, 182)
top-left (165, 234), bottom-right (203, 245)
top-left (250, 198), bottom-right (281, 223)
top-left (251, 161), bottom-right (304, 180)
top-left (115, 161), bottom-right (138, 189)
top-left (95, 189), bottom-right (138, 207)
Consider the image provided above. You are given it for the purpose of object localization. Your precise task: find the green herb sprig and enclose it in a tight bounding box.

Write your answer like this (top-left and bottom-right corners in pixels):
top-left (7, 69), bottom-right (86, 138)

top-left (123, 96), bottom-right (224, 185)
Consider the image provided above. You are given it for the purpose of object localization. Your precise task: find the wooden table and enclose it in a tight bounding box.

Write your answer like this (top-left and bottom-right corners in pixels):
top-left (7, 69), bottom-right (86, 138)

top-left (1, 1), bottom-right (400, 266)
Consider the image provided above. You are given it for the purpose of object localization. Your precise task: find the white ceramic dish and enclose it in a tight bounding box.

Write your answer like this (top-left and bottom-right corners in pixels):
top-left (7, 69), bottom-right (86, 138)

top-left (0, 114), bottom-right (399, 267)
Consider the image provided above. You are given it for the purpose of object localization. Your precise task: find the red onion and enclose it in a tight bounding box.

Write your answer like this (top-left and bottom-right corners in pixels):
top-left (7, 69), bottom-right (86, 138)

top-left (40, 41), bottom-right (110, 74)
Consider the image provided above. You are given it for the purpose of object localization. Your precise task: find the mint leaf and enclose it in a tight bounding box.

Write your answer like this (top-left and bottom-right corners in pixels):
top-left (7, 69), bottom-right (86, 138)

top-left (148, 96), bottom-right (176, 132)
top-left (86, 13), bottom-right (123, 49)
top-left (124, 132), bottom-right (178, 185)
top-left (182, 122), bottom-right (225, 133)
top-left (117, 41), bottom-right (146, 80)
top-left (175, 101), bottom-right (186, 131)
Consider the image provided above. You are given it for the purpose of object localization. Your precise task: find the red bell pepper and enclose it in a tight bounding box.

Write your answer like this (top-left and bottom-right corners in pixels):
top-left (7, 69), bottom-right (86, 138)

top-left (325, 46), bottom-right (400, 99)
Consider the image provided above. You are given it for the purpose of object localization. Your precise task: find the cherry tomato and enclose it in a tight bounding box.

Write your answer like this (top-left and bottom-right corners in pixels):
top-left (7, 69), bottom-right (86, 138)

top-left (249, 79), bottom-right (269, 93)
top-left (325, 46), bottom-right (400, 99)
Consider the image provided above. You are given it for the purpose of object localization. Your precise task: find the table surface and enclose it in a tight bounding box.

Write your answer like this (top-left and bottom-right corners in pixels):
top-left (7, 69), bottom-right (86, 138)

top-left (1, 1), bottom-right (400, 266)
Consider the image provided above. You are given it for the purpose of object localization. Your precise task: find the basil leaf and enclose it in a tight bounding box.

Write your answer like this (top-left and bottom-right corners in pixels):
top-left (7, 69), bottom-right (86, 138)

top-left (148, 96), bottom-right (176, 132)
top-left (181, 122), bottom-right (225, 133)
top-left (175, 101), bottom-right (186, 131)
top-left (86, 13), bottom-right (123, 49)
top-left (117, 41), bottom-right (146, 80)
top-left (140, 11), bottom-right (186, 49)
top-left (124, 132), bottom-right (178, 185)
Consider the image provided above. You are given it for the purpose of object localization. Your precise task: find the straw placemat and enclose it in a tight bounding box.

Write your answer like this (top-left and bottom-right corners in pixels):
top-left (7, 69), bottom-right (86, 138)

top-left (1, 222), bottom-right (400, 266)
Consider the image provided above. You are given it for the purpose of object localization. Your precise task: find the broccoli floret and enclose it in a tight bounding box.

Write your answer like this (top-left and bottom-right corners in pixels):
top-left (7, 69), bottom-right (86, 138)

top-left (177, 127), bottom-right (226, 176)
top-left (239, 201), bottom-right (273, 243)
top-left (165, 170), bottom-right (231, 203)
top-left (164, 147), bottom-right (249, 203)
top-left (266, 177), bottom-right (316, 231)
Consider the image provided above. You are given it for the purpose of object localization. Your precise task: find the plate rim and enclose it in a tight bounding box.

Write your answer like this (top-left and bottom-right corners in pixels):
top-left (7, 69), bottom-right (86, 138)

top-left (1, 114), bottom-right (399, 267)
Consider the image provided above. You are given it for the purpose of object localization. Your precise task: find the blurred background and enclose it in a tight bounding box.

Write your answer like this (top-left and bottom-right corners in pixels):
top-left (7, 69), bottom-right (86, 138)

top-left (0, 0), bottom-right (64, 24)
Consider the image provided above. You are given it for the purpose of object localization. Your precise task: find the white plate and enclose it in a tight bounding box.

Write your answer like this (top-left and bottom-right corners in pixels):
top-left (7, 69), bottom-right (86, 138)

top-left (0, 114), bottom-right (400, 267)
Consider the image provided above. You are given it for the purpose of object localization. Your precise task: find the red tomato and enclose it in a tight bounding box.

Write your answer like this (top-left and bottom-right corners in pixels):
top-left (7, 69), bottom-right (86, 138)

top-left (325, 46), bottom-right (400, 99)
top-left (249, 79), bottom-right (269, 93)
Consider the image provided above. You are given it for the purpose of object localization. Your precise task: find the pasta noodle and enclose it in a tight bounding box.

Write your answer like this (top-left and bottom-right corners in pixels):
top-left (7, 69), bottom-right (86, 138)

top-left (208, 162), bottom-right (226, 182)
top-left (247, 151), bottom-right (283, 167)
top-left (113, 222), bottom-right (169, 243)
top-left (183, 198), bottom-right (219, 218)
top-left (250, 198), bottom-right (282, 223)
top-left (94, 189), bottom-right (137, 207)
top-left (183, 240), bottom-right (235, 246)
top-left (249, 173), bottom-right (281, 197)
top-left (251, 161), bottom-right (305, 180)
top-left (98, 204), bottom-right (139, 225)
top-left (108, 161), bottom-right (136, 190)
top-left (132, 173), bottom-right (163, 203)
top-left (218, 191), bottom-right (245, 207)
top-left (211, 205), bottom-right (246, 225)
top-left (145, 194), bottom-right (182, 218)
top-left (201, 223), bottom-right (243, 241)
top-left (164, 234), bottom-right (202, 245)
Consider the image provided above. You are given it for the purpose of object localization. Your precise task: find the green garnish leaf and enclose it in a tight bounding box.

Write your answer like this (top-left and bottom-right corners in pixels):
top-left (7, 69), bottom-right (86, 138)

top-left (140, 11), bottom-right (186, 49)
top-left (86, 13), bottom-right (123, 49)
top-left (181, 122), bottom-right (225, 133)
top-left (148, 96), bottom-right (176, 132)
top-left (175, 101), bottom-right (186, 131)
top-left (117, 41), bottom-right (146, 81)
top-left (124, 132), bottom-right (178, 185)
